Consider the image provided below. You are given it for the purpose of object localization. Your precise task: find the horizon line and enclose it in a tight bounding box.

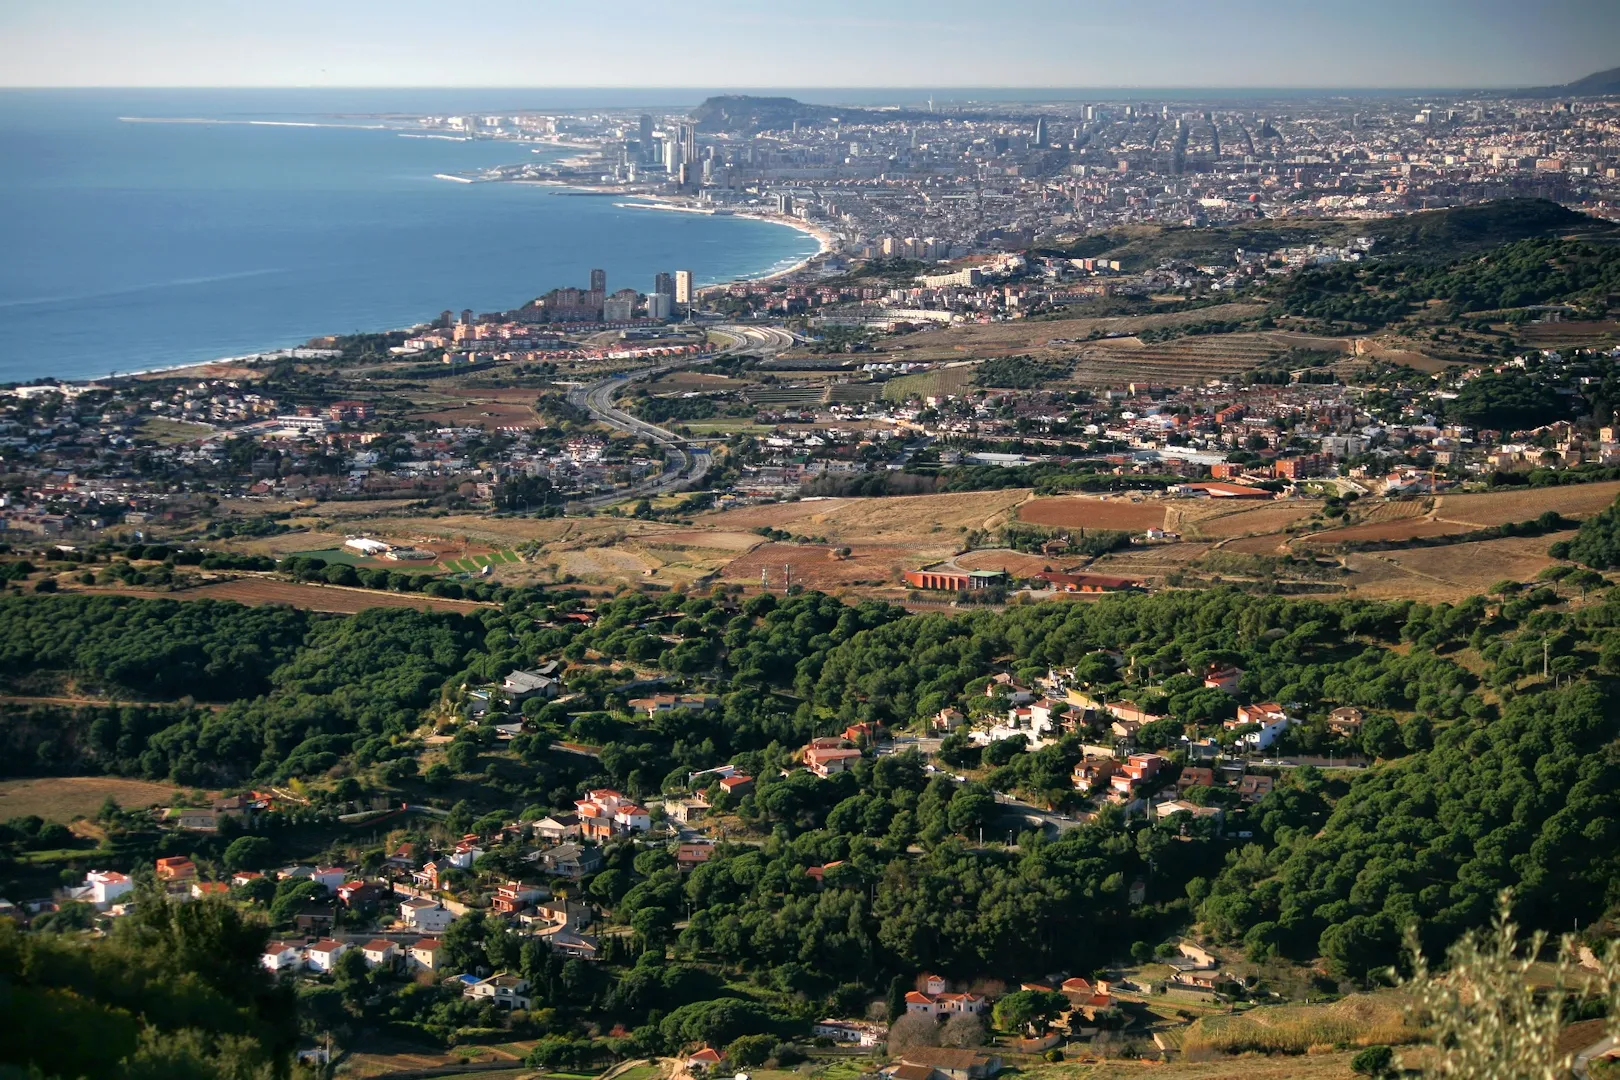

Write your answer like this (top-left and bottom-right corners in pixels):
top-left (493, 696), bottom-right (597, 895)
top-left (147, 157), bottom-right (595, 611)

top-left (0, 83), bottom-right (1577, 94)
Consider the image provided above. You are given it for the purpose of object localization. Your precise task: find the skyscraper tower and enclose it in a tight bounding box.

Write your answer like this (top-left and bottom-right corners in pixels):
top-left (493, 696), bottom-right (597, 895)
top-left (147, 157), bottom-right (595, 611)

top-left (674, 270), bottom-right (694, 308)
top-left (638, 114), bottom-right (653, 161)
top-left (1034, 117), bottom-right (1047, 147)
top-left (654, 272), bottom-right (674, 297)
top-left (590, 268), bottom-right (606, 295)
top-left (681, 123), bottom-right (697, 169)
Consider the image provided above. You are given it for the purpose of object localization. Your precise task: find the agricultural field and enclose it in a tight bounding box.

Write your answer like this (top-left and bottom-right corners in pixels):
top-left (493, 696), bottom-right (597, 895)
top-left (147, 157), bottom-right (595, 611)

top-left (1354, 499), bottom-right (1430, 524)
top-left (643, 370), bottom-right (751, 392)
top-left (1017, 496), bottom-right (1168, 531)
top-left (865, 303), bottom-right (1271, 364)
top-left (1068, 331), bottom-right (1352, 387)
top-left (1219, 533), bottom-right (1294, 555)
top-left (413, 399), bottom-right (543, 429)
top-left (1434, 480), bottom-right (1620, 526)
top-left (0, 776), bottom-right (189, 822)
top-left (1338, 531), bottom-right (1575, 603)
top-left (721, 542), bottom-right (916, 591)
top-left (1025, 1051), bottom-right (1364, 1080)
top-left (1515, 319), bottom-right (1620, 349)
top-left (1177, 994), bottom-right (1414, 1057)
top-left (880, 361), bottom-right (981, 402)
top-left (1293, 518), bottom-right (1475, 547)
top-left (442, 549), bottom-right (521, 573)
top-left (137, 418), bottom-right (216, 444)
top-left (697, 489), bottom-right (1027, 543)
top-left (1186, 501), bottom-right (1323, 538)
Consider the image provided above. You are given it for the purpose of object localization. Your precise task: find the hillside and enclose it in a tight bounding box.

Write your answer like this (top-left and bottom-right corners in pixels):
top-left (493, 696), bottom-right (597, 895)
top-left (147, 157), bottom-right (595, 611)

top-left (1049, 198), bottom-right (1608, 272)
top-left (691, 95), bottom-right (931, 134)
top-left (1361, 198), bottom-right (1607, 258)
top-left (1515, 63), bottom-right (1620, 97)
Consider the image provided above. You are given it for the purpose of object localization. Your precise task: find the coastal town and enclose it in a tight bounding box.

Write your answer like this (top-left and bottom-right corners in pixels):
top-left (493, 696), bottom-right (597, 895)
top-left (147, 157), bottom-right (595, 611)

top-left (8, 26), bottom-right (1620, 1080)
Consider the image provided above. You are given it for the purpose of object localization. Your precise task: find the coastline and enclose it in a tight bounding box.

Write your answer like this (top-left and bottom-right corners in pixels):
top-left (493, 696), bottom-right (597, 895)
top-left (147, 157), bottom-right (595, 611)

top-left (613, 196), bottom-right (834, 286)
top-left (32, 196), bottom-right (826, 388)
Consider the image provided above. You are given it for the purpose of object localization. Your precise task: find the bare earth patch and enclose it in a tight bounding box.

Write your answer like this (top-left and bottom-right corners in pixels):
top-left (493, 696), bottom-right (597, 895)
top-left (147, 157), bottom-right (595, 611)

top-left (1017, 497), bottom-right (1168, 531)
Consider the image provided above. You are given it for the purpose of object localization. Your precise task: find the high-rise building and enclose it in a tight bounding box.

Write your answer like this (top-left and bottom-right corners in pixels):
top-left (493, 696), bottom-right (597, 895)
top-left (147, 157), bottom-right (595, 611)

top-left (590, 268), bottom-right (607, 294)
top-left (674, 270), bottom-right (695, 307)
top-left (646, 292), bottom-right (672, 320)
top-left (654, 272), bottom-right (674, 297)
top-left (1033, 117), bottom-right (1047, 147)
top-left (774, 192), bottom-right (794, 215)
top-left (460, 308), bottom-right (474, 326)
top-left (680, 123), bottom-right (697, 168)
top-left (638, 114), bottom-right (653, 160)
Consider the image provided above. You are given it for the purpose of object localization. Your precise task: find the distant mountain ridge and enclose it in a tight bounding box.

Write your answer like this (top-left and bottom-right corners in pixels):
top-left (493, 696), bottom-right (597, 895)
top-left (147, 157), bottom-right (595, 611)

top-left (1514, 64), bottom-right (1620, 97)
top-left (691, 95), bottom-right (934, 134)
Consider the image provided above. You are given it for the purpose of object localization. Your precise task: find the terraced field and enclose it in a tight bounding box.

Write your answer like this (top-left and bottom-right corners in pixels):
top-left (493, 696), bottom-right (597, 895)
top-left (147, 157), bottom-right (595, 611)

top-left (1068, 332), bottom-right (1352, 388)
top-left (1294, 519), bottom-right (1475, 547)
top-left (1356, 498), bottom-right (1430, 523)
top-left (1191, 502), bottom-right (1323, 538)
top-left (881, 362), bottom-right (980, 402)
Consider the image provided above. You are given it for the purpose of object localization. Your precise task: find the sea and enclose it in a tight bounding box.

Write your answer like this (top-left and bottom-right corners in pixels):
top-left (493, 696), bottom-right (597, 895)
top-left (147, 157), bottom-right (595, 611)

top-left (0, 89), bottom-right (823, 383)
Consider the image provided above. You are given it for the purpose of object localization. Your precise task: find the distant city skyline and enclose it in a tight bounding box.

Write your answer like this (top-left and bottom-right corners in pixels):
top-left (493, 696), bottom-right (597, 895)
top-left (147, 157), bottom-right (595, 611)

top-left (2, 0), bottom-right (1618, 91)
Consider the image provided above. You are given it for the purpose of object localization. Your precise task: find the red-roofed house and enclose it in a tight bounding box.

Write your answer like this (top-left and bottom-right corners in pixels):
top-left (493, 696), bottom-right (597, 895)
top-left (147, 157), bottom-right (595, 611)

top-left (575, 789), bottom-right (651, 839)
top-left (804, 745), bottom-right (863, 777)
top-left (360, 939), bottom-right (399, 968)
top-left (686, 1047), bottom-right (723, 1072)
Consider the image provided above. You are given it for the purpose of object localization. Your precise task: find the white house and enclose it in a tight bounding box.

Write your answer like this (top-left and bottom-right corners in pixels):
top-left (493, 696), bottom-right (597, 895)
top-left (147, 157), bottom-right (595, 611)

top-left (447, 838), bottom-right (484, 870)
top-left (1228, 702), bottom-right (1293, 750)
top-left (80, 870), bottom-right (134, 909)
top-left (359, 939), bottom-right (399, 969)
top-left (310, 866), bottom-right (347, 891)
top-left (463, 973), bottom-right (532, 1010)
top-left (400, 896), bottom-right (455, 933)
top-left (407, 938), bottom-right (443, 971)
top-left (304, 939), bottom-right (349, 973)
top-left (261, 941), bottom-right (303, 973)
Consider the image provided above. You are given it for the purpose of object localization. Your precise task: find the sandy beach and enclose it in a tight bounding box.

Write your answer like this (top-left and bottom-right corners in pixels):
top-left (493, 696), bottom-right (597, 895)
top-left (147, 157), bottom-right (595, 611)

top-left (612, 196), bottom-right (835, 285)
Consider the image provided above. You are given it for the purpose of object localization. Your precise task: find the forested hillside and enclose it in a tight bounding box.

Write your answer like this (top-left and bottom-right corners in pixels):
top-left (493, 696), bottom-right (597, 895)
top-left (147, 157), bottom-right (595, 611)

top-left (3, 574), bottom-right (1620, 995)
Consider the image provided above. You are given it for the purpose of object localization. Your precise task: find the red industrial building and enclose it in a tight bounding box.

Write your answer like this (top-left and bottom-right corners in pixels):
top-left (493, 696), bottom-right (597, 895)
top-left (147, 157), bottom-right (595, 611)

top-left (903, 568), bottom-right (1007, 591)
top-left (1035, 571), bottom-right (1143, 593)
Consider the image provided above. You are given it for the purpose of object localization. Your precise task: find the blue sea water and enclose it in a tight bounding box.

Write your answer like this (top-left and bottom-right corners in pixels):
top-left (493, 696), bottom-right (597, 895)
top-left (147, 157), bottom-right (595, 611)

top-left (0, 89), bottom-right (821, 382)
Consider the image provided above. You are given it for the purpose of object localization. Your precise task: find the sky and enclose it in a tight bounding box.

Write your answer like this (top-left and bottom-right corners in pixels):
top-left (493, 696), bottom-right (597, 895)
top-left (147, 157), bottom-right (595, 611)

top-left (2, 0), bottom-right (1617, 90)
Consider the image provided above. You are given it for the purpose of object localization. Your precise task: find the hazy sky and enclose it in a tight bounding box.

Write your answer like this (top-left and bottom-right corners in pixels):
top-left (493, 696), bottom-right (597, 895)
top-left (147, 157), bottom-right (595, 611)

top-left (3, 0), bottom-right (1616, 90)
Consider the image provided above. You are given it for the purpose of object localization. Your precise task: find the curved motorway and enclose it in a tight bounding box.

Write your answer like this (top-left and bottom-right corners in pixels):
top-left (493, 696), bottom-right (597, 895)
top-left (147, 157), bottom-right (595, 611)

top-left (564, 324), bottom-right (796, 509)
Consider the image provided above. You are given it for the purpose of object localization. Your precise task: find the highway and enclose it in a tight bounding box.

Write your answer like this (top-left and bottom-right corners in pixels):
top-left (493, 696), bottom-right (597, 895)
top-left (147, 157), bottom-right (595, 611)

top-left (564, 323), bottom-right (796, 509)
